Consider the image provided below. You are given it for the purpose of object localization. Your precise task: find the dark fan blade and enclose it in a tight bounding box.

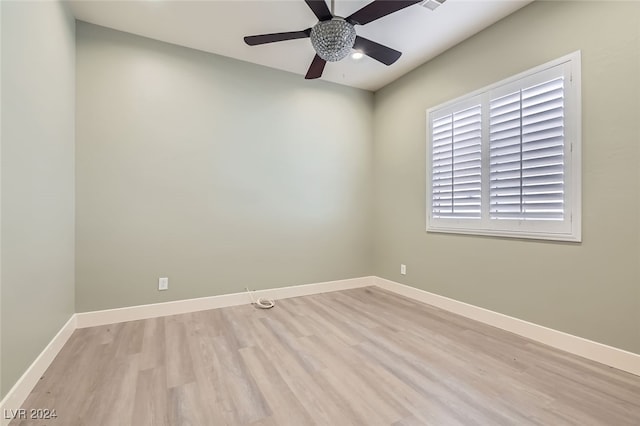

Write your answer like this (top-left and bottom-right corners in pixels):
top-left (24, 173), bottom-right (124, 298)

top-left (305, 0), bottom-right (333, 21)
top-left (346, 0), bottom-right (422, 26)
top-left (353, 36), bottom-right (402, 65)
top-left (244, 29), bottom-right (311, 46)
top-left (305, 55), bottom-right (327, 79)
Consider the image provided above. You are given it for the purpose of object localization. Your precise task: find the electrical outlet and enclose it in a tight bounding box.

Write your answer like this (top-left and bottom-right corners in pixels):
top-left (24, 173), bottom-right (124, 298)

top-left (158, 277), bottom-right (169, 291)
top-left (400, 264), bottom-right (407, 275)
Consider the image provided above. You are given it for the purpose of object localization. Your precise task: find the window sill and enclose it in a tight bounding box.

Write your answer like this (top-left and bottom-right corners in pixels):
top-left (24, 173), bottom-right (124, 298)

top-left (426, 226), bottom-right (582, 243)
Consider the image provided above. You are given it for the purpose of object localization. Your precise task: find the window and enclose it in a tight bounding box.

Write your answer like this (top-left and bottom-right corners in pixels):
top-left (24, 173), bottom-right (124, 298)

top-left (427, 52), bottom-right (581, 242)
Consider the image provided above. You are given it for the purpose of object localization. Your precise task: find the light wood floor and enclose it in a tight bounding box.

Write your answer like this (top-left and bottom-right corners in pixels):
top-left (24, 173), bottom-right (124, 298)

top-left (12, 287), bottom-right (640, 425)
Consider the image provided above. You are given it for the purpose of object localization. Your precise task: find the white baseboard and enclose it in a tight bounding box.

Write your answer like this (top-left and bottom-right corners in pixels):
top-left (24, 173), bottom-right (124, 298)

top-left (0, 315), bottom-right (77, 426)
top-left (76, 276), bottom-right (374, 328)
top-left (374, 277), bottom-right (640, 377)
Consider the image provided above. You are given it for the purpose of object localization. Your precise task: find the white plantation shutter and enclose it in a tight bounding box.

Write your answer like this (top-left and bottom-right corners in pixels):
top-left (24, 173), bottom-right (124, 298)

top-left (489, 77), bottom-right (565, 221)
top-left (427, 52), bottom-right (581, 242)
top-left (431, 104), bottom-right (482, 219)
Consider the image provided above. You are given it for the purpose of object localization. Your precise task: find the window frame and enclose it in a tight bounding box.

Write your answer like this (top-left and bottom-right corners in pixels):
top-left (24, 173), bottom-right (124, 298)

top-left (426, 51), bottom-right (582, 242)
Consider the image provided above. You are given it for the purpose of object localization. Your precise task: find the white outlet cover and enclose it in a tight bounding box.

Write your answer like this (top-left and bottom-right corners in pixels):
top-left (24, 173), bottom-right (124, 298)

top-left (400, 264), bottom-right (407, 275)
top-left (159, 277), bottom-right (169, 291)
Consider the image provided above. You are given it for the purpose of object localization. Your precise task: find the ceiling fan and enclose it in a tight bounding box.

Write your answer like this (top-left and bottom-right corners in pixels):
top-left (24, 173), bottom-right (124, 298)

top-left (243, 0), bottom-right (422, 79)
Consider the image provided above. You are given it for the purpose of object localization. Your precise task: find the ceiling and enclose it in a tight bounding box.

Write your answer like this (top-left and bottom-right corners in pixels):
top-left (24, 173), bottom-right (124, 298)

top-left (68, 0), bottom-right (533, 91)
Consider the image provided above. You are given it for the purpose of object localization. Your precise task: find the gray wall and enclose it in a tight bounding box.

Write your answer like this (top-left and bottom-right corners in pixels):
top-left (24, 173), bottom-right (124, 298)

top-left (75, 23), bottom-right (373, 312)
top-left (1, 1), bottom-right (76, 396)
top-left (373, 1), bottom-right (640, 353)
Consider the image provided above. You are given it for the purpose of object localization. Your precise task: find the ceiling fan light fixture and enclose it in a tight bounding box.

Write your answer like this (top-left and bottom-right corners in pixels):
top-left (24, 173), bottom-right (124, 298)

top-left (244, 0), bottom-right (418, 79)
top-left (310, 18), bottom-right (356, 62)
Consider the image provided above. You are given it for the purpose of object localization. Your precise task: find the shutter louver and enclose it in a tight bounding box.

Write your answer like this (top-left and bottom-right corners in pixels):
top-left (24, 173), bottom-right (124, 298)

top-left (431, 104), bottom-right (482, 219)
top-left (489, 77), bottom-right (565, 221)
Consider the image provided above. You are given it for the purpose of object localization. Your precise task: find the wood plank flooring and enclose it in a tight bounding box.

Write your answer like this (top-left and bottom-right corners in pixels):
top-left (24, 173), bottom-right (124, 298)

top-left (12, 287), bottom-right (640, 425)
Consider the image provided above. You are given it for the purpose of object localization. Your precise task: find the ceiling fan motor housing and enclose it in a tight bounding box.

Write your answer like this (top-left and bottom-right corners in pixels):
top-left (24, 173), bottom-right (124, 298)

top-left (310, 18), bottom-right (356, 62)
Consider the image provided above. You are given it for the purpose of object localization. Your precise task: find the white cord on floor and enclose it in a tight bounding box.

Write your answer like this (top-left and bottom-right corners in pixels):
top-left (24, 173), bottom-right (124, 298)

top-left (245, 287), bottom-right (275, 309)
